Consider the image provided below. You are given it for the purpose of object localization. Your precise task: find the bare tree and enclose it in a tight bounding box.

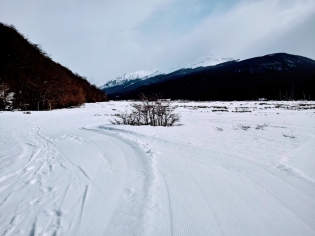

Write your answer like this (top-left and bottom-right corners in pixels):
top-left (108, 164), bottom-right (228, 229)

top-left (255, 123), bottom-right (269, 130)
top-left (0, 81), bottom-right (13, 110)
top-left (111, 94), bottom-right (180, 126)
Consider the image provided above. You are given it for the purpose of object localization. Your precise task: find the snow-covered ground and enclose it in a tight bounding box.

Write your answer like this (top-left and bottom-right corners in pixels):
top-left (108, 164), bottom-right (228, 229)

top-left (1, 101), bottom-right (315, 236)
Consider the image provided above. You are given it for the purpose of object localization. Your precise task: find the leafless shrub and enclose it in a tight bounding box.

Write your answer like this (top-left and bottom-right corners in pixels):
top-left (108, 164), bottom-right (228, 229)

top-left (233, 107), bottom-right (252, 113)
top-left (275, 104), bottom-right (285, 108)
top-left (282, 133), bottom-right (295, 139)
top-left (216, 127), bottom-right (223, 131)
top-left (110, 94), bottom-right (180, 126)
top-left (212, 110), bottom-right (229, 112)
top-left (237, 124), bottom-right (251, 130)
top-left (255, 123), bottom-right (269, 130)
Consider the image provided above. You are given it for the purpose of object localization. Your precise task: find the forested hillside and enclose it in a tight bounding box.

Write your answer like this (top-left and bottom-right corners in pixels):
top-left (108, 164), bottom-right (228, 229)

top-left (0, 23), bottom-right (107, 110)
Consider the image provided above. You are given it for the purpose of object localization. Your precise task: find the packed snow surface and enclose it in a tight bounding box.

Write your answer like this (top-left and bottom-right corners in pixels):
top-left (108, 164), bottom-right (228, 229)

top-left (1, 101), bottom-right (315, 235)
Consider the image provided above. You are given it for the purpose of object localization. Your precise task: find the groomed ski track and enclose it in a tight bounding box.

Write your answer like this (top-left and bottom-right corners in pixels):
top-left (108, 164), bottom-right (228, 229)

top-left (0, 101), bottom-right (315, 235)
top-left (0, 114), bottom-right (161, 236)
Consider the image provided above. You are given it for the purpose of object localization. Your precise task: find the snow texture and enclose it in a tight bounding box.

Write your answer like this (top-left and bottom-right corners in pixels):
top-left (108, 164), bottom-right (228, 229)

top-left (0, 101), bottom-right (315, 235)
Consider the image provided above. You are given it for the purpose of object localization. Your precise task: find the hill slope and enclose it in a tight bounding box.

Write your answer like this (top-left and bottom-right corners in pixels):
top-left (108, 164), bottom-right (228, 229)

top-left (0, 23), bottom-right (107, 110)
top-left (103, 53), bottom-right (315, 101)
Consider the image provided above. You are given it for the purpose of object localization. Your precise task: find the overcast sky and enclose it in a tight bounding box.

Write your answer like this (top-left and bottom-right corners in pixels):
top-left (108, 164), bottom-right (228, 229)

top-left (1, 0), bottom-right (315, 85)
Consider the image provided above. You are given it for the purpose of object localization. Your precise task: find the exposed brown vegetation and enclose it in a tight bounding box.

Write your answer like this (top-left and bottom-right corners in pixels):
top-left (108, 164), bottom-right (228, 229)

top-left (0, 23), bottom-right (107, 110)
top-left (110, 94), bottom-right (180, 126)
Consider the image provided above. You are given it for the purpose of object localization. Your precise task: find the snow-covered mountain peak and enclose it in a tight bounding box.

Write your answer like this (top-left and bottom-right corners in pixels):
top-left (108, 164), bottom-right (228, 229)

top-left (100, 70), bottom-right (160, 89)
top-left (120, 70), bottom-right (159, 79)
top-left (183, 57), bottom-right (234, 69)
top-left (100, 57), bottom-right (234, 89)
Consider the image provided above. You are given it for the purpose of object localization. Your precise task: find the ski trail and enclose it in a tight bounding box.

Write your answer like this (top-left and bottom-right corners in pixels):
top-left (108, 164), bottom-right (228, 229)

top-left (0, 116), bottom-right (162, 235)
top-left (79, 185), bottom-right (89, 224)
top-left (1, 101), bottom-right (314, 236)
top-left (78, 126), bottom-right (168, 236)
top-left (0, 118), bottom-right (85, 235)
top-left (158, 169), bottom-right (174, 236)
top-left (100, 121), bottom-right (315, 236)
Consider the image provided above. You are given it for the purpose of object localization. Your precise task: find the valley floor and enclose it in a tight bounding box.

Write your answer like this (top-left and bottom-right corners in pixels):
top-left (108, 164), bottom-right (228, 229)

top-left (0, 101), bottom-right (315, 235)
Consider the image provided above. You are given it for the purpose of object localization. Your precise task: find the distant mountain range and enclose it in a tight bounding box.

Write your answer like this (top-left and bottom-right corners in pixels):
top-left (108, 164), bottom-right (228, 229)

top-left (0, 23), bottom-right (107, 111)
top-left (100, 57), bottom-right (234, 90)
top-left (102, 53), bottom-right (315, 101)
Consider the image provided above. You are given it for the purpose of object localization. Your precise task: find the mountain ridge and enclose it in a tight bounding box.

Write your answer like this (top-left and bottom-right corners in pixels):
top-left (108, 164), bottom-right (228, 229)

top-left (100, 57), bottom-right (234, 89)
top-left (102, 53), bottom-right (315, 101)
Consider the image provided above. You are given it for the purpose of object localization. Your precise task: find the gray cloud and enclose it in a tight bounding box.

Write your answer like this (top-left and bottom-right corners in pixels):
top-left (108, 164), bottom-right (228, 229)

top-left (158, 0), bottom-right (315, 60)
top-left (0, 0), bottom-right (314, 85)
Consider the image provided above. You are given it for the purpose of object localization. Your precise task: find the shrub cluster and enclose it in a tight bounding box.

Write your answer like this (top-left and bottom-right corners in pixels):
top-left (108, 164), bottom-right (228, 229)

top-left (111, 94), bottom-right (180, 126)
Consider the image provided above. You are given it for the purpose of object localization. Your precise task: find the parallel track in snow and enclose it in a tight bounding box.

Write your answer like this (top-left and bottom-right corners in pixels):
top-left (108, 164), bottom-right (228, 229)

top-left (99, 120), bottom-right (315, 236)
top-left (0, 115), bottom-right (159, 236)
top-left (1, 102), bottom-right (315, 235)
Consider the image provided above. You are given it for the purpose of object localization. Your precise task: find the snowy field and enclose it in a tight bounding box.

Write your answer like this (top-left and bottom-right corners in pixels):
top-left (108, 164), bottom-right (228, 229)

top-left (1, 101), bottom-right (315, 236)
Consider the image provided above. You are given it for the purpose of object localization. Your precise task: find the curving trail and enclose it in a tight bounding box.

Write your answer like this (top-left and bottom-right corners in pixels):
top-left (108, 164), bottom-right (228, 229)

top-left (1, 101), bottom-right (315, 235)
top-left (0, 112), bottom-right (161, 236)
top-left (99, 124), bottom-right (315, 236)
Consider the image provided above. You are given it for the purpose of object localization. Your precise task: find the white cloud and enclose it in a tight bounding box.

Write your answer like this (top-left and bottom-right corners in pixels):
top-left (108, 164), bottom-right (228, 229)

top-left (160, 0), bottom-right (315, 61)
top-left (0, 0), bottom-right (176, 84)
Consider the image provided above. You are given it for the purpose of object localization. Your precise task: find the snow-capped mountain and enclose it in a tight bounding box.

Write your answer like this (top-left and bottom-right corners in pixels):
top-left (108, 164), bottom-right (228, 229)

top-left (100, 57), bottom-right (234, 89)
top-left (102, 53), bottom-right (315, 101)
top-left (181, 57), bottom-right (234, 69)
top-left (100, 70), bottom-right (160, 90)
